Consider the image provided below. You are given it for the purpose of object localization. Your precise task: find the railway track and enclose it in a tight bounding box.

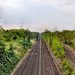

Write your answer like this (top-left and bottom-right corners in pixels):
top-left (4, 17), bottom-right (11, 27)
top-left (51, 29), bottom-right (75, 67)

top-left (12, 37), bottom-right (60, 75)
top-left (64, 44), bottom-right (75, 68)
top-left (41, 38), bottom-right (60, 75)
top-left (20, 41), bottom-right (39, 75)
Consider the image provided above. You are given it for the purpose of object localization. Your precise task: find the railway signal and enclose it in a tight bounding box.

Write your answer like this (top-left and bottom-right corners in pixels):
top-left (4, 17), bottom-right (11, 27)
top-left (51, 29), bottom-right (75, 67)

top-left (36, 37), bottom-right (38, 41)
top-left (35, 33), bottom-right (39, 41)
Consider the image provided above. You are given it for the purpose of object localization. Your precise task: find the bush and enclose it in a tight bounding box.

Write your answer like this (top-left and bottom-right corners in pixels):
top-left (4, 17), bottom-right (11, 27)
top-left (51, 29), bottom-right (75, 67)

top-left (51, 36), bottom-right (65, 58)
top-left (62, 59), bottom-right (73, 75)
top-left (72, 71), bottom-right (75, 75)
top-left (0, 42), bottom-right (5, 60)
top-left (42, 30), bottom-right (65, 58)
top-left (0, 27), bottom-right (34, 75)
top-left (0, 42), bottom-right (20, 75)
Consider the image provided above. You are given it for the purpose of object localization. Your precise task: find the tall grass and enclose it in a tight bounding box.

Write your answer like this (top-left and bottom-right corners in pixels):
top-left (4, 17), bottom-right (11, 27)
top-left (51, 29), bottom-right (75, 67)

top-left (51, 36), bottom-right (65, 58)
top-left (62, 59), bottom-right (73, 75)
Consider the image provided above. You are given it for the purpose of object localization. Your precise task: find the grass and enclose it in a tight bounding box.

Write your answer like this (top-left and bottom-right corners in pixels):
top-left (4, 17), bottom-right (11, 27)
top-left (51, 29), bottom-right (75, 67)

top-left (0, 38), bottom-right (34, 75)
top-left (62, 59), bottom-right (73, 75)
top-left (72, 71), bottom-right (75, 75)
top-left (51, 36), bottom-right (65, 58)
top-left (4, 40), bottom-right (25, 57)
top-left (31, 39), bottom-right (35, 44)
top-left (41, 31), bottom-right (75, 75)
top-left (69, 43), bottom-right (75, 49)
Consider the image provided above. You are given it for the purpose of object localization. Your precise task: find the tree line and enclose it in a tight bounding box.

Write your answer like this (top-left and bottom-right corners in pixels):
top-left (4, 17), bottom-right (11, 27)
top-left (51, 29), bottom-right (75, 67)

top-left (0, 26), bottom-right (38, 75)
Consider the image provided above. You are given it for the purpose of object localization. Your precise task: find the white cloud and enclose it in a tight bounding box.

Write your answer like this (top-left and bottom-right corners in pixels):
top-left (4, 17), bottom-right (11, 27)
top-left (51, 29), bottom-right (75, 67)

top-left (0, 0), bottom-right (75, 12)
top-left (61, 3), bottom-right (75, 13)
top-left (0, 0), bottom-right (21, 8)
top-left (0, 0), bottom-right (75, 32)
top-left (26, 0), bottom-right (75, 13)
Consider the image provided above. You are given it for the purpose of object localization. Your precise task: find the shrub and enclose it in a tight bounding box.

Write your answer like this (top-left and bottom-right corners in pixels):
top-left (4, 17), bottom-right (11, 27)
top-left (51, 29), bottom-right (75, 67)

top-left (0, 42), bottom-right (5, 60)
top-left (51, 36), bottom-right (65, 58)
top-left (72, 71), bottom-right (75, 75)
top-left (62, 59), bottom-right (73, 75)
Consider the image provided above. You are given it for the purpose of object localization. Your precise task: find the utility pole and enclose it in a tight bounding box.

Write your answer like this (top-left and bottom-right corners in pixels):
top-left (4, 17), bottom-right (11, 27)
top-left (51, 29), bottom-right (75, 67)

top-left (20, 23), bottom-right (25, 49)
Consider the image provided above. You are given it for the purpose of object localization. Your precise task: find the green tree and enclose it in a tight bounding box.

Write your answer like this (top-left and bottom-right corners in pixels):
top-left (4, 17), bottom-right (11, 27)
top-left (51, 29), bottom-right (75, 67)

top-left (0, 42), bottom-right (5, 60)
top-left (0, 26), bottom-right (4, 40)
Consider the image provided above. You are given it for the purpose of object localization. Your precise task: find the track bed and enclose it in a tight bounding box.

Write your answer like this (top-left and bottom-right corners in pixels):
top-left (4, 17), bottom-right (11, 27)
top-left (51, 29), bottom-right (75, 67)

top-left (12, 37), bottom-right (60, 75)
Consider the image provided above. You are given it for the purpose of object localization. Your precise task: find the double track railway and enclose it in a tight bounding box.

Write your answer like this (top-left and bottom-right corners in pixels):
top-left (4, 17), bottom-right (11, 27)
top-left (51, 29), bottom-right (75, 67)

top-left (12, 37), bottom-right (60, 75)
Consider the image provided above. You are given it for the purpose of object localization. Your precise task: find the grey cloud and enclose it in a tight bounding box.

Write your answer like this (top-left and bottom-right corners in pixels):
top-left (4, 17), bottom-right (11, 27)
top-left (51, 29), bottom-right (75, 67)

top-left (0, 0), bottom-right (75, 32)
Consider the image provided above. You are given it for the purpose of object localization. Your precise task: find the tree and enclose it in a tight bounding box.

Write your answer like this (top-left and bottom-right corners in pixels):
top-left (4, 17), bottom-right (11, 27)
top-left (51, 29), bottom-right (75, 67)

top-left (0, 26), bottom-right (4, 40)
top-left (0, 42), bottom-right (5, 60)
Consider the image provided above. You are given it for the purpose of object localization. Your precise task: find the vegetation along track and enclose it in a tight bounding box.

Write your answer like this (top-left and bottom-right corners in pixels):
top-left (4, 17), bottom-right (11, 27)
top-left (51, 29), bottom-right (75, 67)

top-left (64, 44), bottom-right (75, 68)
top-left (13, 37), bottom-right (60, 75)
top-left (41, 38), bottom-right (60, 75)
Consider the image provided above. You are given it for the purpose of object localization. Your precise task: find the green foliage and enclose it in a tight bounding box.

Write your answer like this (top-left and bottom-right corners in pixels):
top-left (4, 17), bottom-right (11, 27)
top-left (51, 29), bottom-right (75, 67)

top-left (0, 40), bottom-right (32, 75)
top-left (0, 42), bottom-right (19, 75)
top-left (42, 30), bottom-right (65, 58)
top-left (72, 71), bottom-right (75, 75)
top-left (0, 42), bottom-right (5, 59)
top-left (0, 26), bottom-right (34, 75)
top-left (55, 30), bottom-right (75, 49)
top-left (7, 44), bottom-right (14, 57)
top-left (42, 29), bottom-right (51, 44)
top-left (69, 43), bottom-right (75, 49)
top-left (51, 36), bottom-right (65, 58)
top-left (56, 30), bottom-right (75, 45)
top-left (15, 37), bottom-right (32, 49)
top-left (0, 26), bottom-right (5, 41)
top-left (58, 30), bottom-right (72, 44)
top-left (62, 59), bottom-right (73, 75)
top-left (42, 29), bottom-right (75, 75)
top-left (72, 39), bottom-right (75, 46)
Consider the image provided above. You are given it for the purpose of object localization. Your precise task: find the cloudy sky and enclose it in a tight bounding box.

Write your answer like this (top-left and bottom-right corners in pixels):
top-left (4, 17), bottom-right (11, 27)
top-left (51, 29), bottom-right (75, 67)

top-left (0, 0), bottom-right (75, 32)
